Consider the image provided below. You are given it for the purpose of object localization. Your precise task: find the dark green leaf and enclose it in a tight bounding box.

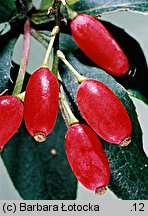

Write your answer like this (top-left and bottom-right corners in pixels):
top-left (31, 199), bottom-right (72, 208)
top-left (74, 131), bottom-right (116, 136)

top-left (40, 0), bottom-right (54, 11)
top-left (1, 111), bottom-right (77, 200)
top-left (128, 89), bottom-right (148, 105)
top-left (70, 0), bottom-right (148, 15)
top-left (66, 0), bottom-right (79, 6)
top-left (59, 49), bottom-right (148, 200)
top-left (14, 0), bottom-right (33, 17)
top-left (0, 0), bottom-right (17, 23)
top-left (38, 31), bottom-right (77, 52)
top-left (0, 37), bottom-right (17, 94)
top-left (40, 0), bottom-right (78, 11)
top-left (6, 61), bottom-right (30, 94)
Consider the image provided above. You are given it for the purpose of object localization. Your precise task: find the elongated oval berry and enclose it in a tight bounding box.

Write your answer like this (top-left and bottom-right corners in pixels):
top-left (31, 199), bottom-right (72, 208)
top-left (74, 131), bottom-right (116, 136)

top-left (71, 14), bottom-right (129, 76)
top-left (65, 123), bottom-right (110, 194)
top-left (0, 96), bottom-right (24, 149)
top-left (76, 80), bottom-right (132, 145)
top-left (24, 67), bottom-right (59, 142)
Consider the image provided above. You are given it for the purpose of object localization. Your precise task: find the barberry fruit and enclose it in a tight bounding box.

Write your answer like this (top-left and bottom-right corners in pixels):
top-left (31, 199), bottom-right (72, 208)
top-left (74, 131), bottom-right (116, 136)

top-left (71, 14), bottom-right (129, 76)
top-left (65, 123), bottom-right (110, 194)
top-left (0, 96), bottom-right (23, 149)
top-left (76, 79), bottom-right (132, 145)
top-left (24, 67), bottom-right (59, 142)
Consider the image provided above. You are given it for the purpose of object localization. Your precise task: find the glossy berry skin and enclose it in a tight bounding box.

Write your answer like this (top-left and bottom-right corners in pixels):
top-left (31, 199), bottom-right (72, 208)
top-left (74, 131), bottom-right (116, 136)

top-left (76, 80), bottom-right (132, 144)
top-left (0, 96), bottom-right (24, 148)
top-left (65, 123), bottom-right (110, 192)
top-left (71, 14), bottom-right (129, 76)
top-left (24, 67), bottom-right (59, 140)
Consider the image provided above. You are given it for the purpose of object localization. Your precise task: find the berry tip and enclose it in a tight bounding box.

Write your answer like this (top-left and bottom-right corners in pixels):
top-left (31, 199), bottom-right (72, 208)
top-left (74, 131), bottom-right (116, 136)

top-left (120, 137), bottom-right (131, 147)
top-left (34, 132), bottom-right (46, 142)
top-left (95, 187), bottom-right (107, 195)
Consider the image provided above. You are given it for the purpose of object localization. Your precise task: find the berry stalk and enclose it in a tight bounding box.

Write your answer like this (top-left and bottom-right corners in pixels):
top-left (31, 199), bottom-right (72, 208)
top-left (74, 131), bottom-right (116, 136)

top-left (52, 52), bottom-right (59, 78)
top-left (59, 98), bottom-right (69, 128)
top-left (65, 3), bottom-right (78, 20)
top-left (12, 19), bottom-right (31, 96)
top-left (59, 93), bottom-right (79, 126)
top-left (41, 26), bottom-right (60, 67)
top-left (51, 0), bottom-right (61, 77)
top-left (16, 91), bottom-right (26, 102)
top-left (57, 50), bottom-right (87, 83)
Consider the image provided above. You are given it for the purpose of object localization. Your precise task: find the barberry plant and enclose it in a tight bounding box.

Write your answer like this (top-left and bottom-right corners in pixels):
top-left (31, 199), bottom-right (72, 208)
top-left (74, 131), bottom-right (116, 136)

top-left (0, 0), bottom-right (148, 200)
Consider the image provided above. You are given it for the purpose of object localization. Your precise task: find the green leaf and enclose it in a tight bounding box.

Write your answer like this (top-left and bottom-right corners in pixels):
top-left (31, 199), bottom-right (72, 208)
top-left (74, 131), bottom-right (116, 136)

top-left (59, 49), bottom-right (148, 199)
top-left (40, 0), bottom-right (54, 11)
top-left (1, 111), bottom-right (77, 200)
top-left (128, 89), bottom-right (148, 105)
top-left (40, 0), bottom-right (78, 11)
top-left (0, 0), bottom-right (17, 23)
top-left (70, 0), bottom-right (148, 15)
top-left (0, 37), bottom-right (17, 94)
top-left (14, 0), bottom-right (33, 17)
top-left (67, 0), bottom-right (79, 6)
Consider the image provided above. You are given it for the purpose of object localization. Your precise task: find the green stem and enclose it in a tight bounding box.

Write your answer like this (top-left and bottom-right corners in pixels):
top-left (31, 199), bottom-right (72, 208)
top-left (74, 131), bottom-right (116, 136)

top-left (57, 50), bottom-right (87, 83)
top-left (52, 52), bottom-right (59, 77)
top-left (59, 99), bottom-right (69, 128)
top-left (41, 26), bottom-right (60, 67)
top-left (16, 91), bottom-right (25, 102)
top-left (12, 19), bottom-right (31, 95)
top-left (65, 3), bottom-right (78, 20)
top-left (59, 94), bottom-right (79, 126)
top-left (51, 0), bottom-right (62, 77)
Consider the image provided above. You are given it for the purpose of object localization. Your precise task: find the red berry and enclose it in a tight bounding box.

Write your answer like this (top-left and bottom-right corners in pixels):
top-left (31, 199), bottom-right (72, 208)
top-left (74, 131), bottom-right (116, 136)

top-left (0, 96), bottom-right (23, 148)
top-left (24, 67), bottom-right (59, 142)
top-left (65, 123), bottom-right (110, 194)
top-left (71, 14), bottom-right (129, 76)
top-left (76, 80), bottom-right (132, 145)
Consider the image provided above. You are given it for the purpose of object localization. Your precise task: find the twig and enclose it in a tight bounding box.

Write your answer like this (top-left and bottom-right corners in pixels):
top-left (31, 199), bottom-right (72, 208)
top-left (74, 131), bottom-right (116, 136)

top-left (12, 18), bottom-right (31, 95)
top-left (59, 97), bottom-right (69, 128)
top-left (52, 52), bottom-right (59, 77)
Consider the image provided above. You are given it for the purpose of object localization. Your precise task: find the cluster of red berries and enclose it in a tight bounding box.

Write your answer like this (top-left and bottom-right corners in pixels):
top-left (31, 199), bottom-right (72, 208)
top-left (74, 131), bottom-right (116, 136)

top-left (0, 67), bottom-right (59, 148)
top-left (0, 12), bottom-right (132, 195)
